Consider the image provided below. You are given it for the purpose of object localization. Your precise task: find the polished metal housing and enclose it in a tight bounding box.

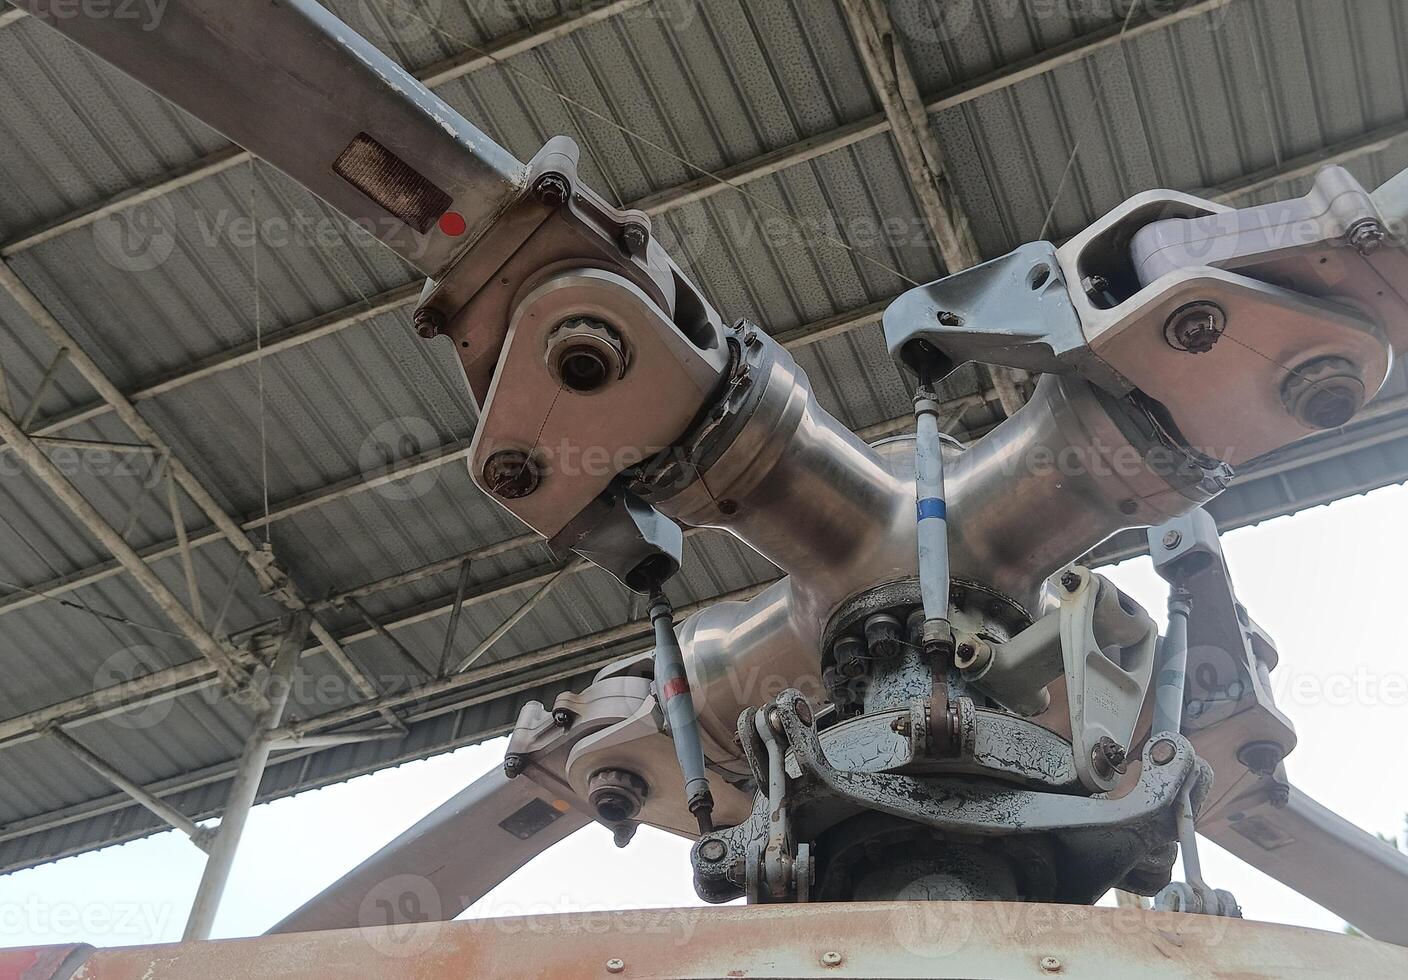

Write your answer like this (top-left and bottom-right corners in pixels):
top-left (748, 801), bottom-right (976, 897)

top-left (656, 336), bottom-right (1222, 765)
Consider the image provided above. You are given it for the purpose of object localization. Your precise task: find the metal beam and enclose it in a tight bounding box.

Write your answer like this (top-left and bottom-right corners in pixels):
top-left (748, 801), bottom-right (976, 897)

top-left (0, 0), bottom-right (649, 257)
top-left (0, 393), bottom-right (248, 688)
top-left (272, 583), bottom-right (770, 741)
top-left (454, 559), bottom-right (582, 674)
top-left (46, 725), bottom-right (213, 850)
top-left (840, 0), bottom-right (981, 273)
top-left (0, 658), bottom-right (584, 860)
top-left (183, 610), bottom-right (310, 940)
top-left (0, 261), bottom-right (289, 600)
top-left (840, 0), bottom-right (1029, 418)
top-left (0, 260), bottom-right (405, 730)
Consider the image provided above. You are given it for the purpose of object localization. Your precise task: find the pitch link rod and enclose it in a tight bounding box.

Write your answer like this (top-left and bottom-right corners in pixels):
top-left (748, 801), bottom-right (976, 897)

top-left (912, 357), bottom-right (955, 658)
top-left (649, 590), bottom-right (714, 834)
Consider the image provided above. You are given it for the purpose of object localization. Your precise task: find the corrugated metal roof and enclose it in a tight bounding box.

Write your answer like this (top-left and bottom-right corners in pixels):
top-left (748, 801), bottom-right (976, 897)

top-left (1, 0), bottom-right (1407, 874)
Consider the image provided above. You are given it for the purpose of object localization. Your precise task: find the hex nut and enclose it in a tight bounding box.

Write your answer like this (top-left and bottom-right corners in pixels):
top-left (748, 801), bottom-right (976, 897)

top-left (1349, 219), bottom-right (1387, 255)
top-left (1164, 302), bottom-right (1225, 354)
top-left (1091, 737), bottom-right (1128, 779)
top-left (534, 172), bottom-right (571, 208)
top-left (545, 318), bottom-right (628, 394)
top-left (620, 222), bottom-right (649, 255)
top-left (482, 449), bottom-right (540, 499)
top-left (413, 306), bottom-right (445, 339)
top-left (587, 768), bottom-right (649, 824)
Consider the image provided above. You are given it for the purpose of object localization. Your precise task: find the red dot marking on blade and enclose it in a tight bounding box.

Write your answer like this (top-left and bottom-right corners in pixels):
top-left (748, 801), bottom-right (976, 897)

top-left (439, 211), bottom-right (467, 236)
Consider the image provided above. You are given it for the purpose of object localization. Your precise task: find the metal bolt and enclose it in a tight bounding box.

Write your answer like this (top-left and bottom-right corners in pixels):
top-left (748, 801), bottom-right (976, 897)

top-left (1148, 739), bottom-right (1177, 766)
top-left (1161, 529), bottom-right (1182, 550)
top-left (698, 838), bottom-right (727, 863)
top-left (1164, 302), bottom-right (1225, 354)
top-left (890, 716), bottom-right (911, 736)
top-left (605, 957), bottom-right (625, 974)
top-left (503, 754), bottom-right (525, 778)
top-left (1349, 219), bottom-right (1387, 256)
top-left (1237, 740), bottom-right (1284, 777)
top-left (620, 222), bottom-right (649, 255)
top-left (552, 708), bottom-right (572, 728)
top-left (1040, 955), bottom-right (1062, 973)
top-left (821, 951), bottom-right (843, 967)
top-left (533, 172), bottom-right (571, 208)
top-left (1092, 737), bottom-right (1127, 778)
top-left (413, 306), bottom-right (445, 339)
top-left (1185, 699), bottom-right (1204, 719)
top-left (483, 449), bottom-right (540, 499)
top-left (1060, 571), bottom-right (1081, 593)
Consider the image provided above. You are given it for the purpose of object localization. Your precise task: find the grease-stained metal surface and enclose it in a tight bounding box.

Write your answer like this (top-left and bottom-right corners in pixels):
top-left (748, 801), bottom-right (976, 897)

top-left (1, 0), bottom-right (1407, 875)
top-left (28, 902), bottom-right (1408, 977)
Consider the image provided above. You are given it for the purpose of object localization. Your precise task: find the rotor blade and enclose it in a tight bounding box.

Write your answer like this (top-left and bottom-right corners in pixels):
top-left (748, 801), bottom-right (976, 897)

top-left (16, 0), bottom-right (525, 277)
top-left (268, 767), bottom-right (589, 935)
top-left (1201, 783), bottom-right (1408, 944)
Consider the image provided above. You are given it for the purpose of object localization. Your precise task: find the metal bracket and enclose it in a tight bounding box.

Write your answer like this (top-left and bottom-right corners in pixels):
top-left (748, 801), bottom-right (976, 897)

top-left (1056, 568), bottom-right (1158, 793)
top-left (882, 241), bottom-right (1117, 386)
top-left (1148, 508), bottom-right (1297, 818)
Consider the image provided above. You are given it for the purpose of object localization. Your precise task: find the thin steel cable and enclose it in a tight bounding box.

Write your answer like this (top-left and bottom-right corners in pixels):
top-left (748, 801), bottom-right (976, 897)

top-left (0, 507), bottom-right (184, 639)
top-left (0, 576), bottom-right (184, 638)
top-left (1240, 0), bottom-right (1284, 172)
top-left (1038, 0), bottom-right (1140, 241)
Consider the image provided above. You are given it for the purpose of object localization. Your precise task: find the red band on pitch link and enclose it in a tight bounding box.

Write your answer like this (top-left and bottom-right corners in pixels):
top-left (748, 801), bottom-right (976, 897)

top-left (661, 676), bottom-right (691, 702)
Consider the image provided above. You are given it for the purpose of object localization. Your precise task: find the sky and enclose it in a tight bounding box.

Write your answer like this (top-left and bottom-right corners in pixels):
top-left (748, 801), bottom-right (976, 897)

top-left (1, 482), bottom-right (1405, 949)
